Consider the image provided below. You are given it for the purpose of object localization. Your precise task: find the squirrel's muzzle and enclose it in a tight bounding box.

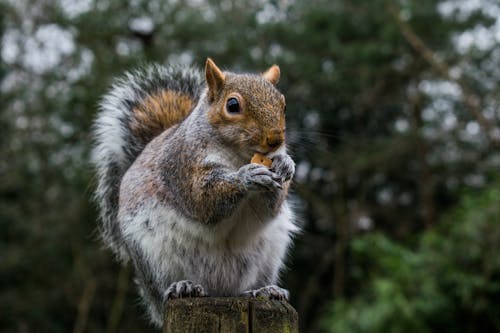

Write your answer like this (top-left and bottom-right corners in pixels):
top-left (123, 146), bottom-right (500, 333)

top-left (265, 130), bottom-right (285, 151)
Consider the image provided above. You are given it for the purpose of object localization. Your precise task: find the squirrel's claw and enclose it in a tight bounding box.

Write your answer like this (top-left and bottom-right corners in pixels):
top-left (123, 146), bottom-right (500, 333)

top-left (238, 164), bottom-right (283, 191)
top-left (271, 154), bottom-right (295, 183)
top-left (164, 280), bottom-right (207, 300)
top-left (241, 285), bottom-right (290, 301)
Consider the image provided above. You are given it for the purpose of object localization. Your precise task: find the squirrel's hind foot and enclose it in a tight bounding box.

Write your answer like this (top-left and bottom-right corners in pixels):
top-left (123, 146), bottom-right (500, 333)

top-left (164, 280), bottom-right (207, 300)
top-left (242, 285), bottom-right (290, 301)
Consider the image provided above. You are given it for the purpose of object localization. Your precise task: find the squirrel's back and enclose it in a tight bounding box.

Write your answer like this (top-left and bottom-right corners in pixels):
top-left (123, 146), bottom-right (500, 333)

top-left (92, 64), bottom-right (204, 258)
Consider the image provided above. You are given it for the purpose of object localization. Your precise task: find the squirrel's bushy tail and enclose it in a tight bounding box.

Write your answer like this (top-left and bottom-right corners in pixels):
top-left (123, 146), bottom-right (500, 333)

top-left (91, 64), bottom-right (204, 259)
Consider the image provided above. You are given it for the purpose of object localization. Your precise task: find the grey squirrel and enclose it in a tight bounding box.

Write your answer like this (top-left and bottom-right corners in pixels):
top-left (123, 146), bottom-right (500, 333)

top-left (92, 58), bottom-right (298, 327)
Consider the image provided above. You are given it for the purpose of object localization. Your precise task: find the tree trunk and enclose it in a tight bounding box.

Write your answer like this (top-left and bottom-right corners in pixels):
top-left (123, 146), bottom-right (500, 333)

top-left (164, 297), bottom-right (298, 333)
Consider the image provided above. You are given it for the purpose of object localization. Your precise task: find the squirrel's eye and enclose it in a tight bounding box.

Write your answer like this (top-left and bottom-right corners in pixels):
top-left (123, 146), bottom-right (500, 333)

top-left (226, 97), bottom-right (240, 114)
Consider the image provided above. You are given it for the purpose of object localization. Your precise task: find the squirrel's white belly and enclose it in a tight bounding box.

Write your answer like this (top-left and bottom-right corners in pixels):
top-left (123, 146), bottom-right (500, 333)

top-left (119, 197), bottom-right (296, 296)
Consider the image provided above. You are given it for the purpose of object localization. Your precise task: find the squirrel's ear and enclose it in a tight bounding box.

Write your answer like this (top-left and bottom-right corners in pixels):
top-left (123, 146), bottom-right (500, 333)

top-left (205, 58), bottom-right (225, 101)
top-left (262, 65), bottom-right (280, 85)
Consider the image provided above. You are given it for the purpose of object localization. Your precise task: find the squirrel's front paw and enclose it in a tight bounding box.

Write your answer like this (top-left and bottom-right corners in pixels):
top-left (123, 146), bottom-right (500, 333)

top-left (164, 280), bottom-right (206, 300)
top-left (238, 164), bottom-right (282, 191)
top-left (271, 154), bottom-right (295, 182)
top-left (242, 285), bottom-right (290, 301)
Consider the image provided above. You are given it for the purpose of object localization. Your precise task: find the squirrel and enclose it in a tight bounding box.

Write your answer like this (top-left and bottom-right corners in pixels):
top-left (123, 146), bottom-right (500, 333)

top-left (92, 58), bottom-right (298, 327)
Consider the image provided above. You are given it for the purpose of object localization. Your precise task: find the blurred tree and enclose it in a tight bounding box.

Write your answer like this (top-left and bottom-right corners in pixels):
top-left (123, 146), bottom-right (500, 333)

top-left (278, 1), bottom-right (500, 330)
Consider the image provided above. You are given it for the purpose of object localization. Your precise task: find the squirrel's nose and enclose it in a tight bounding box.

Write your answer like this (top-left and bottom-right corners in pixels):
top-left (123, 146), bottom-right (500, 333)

top-left (266, 136), bottom-right (283, 149)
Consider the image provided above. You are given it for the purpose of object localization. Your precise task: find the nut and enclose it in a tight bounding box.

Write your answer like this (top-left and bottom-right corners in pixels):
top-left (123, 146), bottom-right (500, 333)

top-left (251, 153), bottom-right (272, 168)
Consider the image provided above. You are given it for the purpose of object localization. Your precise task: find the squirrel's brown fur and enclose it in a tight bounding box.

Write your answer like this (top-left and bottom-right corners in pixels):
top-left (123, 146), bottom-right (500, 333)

top-left (131, 90), bottom-right (195, 145)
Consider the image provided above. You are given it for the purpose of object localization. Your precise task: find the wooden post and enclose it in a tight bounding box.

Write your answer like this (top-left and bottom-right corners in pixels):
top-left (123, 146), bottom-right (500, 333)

top-left (164, 297), bottom-right (298, 333)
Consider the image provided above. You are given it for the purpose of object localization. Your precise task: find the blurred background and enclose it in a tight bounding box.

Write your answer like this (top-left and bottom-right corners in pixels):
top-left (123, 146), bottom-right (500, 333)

top-left (1, 0), bottom-right (500, 332)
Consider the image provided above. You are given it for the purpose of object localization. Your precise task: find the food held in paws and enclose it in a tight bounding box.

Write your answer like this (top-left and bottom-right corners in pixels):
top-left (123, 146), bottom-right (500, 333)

top-left (251, 153), bottom-right (272, 168)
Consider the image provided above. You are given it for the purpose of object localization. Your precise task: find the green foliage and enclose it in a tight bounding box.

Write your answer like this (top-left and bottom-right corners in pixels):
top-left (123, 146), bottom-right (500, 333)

top-left (323, 182), bottom-right (500, 332)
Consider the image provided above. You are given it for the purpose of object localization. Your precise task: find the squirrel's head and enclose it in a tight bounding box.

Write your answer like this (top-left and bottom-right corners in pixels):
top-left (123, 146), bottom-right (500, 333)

top-left (204, 58), bottom-right (286, 158)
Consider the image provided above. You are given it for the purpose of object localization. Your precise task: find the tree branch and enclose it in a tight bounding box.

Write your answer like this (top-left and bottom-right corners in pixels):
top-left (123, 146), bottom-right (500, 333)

top-left (389, 4), bottom-right (500, 148)
top-left (105, 265), bottom-right (130, 333)
top-left (73, 278), bottom-right (96, 333)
